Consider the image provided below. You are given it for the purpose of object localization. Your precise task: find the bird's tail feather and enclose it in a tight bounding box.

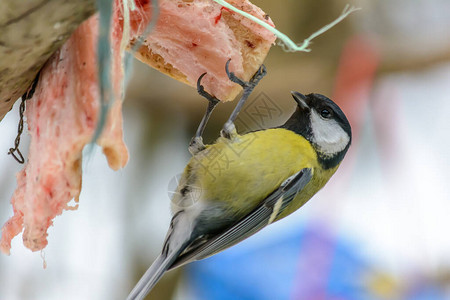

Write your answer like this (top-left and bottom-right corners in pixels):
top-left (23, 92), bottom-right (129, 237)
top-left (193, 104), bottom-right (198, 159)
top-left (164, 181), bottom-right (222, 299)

top-left (126, 249), bottom-right (182, 300)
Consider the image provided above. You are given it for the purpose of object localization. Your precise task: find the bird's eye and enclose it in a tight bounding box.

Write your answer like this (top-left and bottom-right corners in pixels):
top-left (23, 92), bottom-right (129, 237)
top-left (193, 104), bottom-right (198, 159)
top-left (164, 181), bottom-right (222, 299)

top-left (321, 108), bottom-right (331, 118)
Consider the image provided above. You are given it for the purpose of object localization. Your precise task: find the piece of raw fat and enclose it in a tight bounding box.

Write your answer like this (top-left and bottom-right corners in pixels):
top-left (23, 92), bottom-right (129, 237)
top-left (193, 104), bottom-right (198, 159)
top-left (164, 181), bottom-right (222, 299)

top-left (0, 16), bottom-right (128, 255)
top-left (120, 0), bottom-right (276, 101)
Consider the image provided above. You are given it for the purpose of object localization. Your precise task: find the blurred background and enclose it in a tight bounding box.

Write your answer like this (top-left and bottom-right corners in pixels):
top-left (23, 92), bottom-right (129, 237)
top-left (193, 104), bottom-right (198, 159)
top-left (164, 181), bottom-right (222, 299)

top-left (1, 0), bottom-right (450, 299)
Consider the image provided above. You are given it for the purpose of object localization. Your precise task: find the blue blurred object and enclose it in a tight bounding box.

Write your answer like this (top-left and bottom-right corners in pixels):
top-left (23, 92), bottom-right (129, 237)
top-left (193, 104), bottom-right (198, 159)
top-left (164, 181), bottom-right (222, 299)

top-left (185, 221), bottom-right (450, 300)
top-left (185, 222), bottom-right (370, 300)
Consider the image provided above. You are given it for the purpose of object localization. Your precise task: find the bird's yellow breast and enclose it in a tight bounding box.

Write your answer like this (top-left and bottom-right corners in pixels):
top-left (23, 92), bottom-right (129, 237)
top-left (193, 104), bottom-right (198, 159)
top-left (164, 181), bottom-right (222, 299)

top-left (185, 128), bottom-right (338, 219)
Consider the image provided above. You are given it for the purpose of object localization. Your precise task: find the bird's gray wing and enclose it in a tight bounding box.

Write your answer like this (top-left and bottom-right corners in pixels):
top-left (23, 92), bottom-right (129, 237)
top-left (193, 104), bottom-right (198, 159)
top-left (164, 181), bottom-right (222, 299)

top-left (169, 168), bottom-right (313, 270)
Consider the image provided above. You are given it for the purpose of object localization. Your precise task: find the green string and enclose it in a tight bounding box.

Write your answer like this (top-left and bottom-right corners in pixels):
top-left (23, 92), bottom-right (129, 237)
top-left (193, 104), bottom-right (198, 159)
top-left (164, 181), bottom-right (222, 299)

top-left (91, 0), bottom-right (159, 147)
top-left (211, 0), bottom-right (360, 52)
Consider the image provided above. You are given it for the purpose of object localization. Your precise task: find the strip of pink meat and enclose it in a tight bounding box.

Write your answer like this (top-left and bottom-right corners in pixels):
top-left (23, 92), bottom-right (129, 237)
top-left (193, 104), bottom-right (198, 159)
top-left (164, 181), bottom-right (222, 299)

top-left (0, 16), bottom-right (128, 254)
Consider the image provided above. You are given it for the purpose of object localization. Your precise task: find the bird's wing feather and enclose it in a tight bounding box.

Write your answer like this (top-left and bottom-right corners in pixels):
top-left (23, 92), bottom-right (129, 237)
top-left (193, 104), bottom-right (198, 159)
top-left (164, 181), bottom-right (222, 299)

top-left (169, 168), bottom-right (313, 269)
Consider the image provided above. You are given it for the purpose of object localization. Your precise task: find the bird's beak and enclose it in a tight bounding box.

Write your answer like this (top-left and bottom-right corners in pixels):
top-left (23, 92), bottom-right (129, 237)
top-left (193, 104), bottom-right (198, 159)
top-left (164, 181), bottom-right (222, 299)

top-left (291, 91), bottom-right (309, 110)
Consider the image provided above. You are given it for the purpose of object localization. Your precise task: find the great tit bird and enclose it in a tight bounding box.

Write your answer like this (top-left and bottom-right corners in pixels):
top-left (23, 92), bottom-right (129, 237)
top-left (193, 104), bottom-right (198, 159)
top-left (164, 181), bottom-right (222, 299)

top-left (127, 62), bottom-right (352, 300)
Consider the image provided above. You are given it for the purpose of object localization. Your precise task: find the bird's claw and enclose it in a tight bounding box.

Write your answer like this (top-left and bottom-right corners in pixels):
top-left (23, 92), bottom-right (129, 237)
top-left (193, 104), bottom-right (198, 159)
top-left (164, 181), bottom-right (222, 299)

top-left (197, 72), bottom-right (220, 105)
top-left (225, 59), bottom-right (267, 89)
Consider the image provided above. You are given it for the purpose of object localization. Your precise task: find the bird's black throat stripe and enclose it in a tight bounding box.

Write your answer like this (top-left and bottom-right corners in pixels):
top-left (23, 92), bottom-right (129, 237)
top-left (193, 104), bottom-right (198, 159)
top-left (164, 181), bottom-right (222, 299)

top-left (314, 143), bottom-right (351, 170)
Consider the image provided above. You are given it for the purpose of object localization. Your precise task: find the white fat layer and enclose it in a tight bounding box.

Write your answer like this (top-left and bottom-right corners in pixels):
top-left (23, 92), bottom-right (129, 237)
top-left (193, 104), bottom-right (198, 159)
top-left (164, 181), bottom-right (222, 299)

top-left (310, 110), bottom-right (350, 156)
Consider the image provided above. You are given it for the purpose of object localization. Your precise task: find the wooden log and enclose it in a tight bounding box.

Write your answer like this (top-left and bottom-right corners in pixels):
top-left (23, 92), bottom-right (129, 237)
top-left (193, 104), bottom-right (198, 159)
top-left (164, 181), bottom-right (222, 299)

top-left (0, 0), bottom-right (96, 121)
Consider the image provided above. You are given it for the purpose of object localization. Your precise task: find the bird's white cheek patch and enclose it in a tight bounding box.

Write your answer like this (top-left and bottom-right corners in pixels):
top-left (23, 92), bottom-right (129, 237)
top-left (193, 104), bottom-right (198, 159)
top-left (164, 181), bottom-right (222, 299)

top-left (310, 110), bottom-right (350, 156)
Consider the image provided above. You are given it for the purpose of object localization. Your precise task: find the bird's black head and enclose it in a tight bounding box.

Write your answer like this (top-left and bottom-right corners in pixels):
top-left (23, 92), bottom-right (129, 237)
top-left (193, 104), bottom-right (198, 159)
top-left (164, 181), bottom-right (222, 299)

top-left (281, 92), bottom-right (352, 169)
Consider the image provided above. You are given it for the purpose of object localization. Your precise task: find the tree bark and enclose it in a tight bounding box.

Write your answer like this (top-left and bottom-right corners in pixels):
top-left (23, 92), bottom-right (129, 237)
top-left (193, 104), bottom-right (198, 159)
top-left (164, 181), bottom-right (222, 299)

top-left (0, 0), bottom-right (96, 121)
